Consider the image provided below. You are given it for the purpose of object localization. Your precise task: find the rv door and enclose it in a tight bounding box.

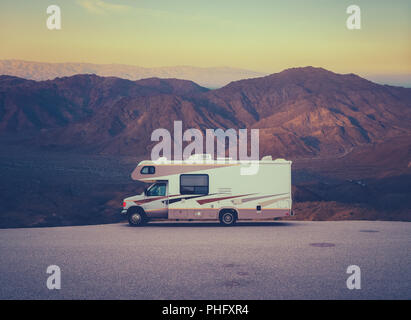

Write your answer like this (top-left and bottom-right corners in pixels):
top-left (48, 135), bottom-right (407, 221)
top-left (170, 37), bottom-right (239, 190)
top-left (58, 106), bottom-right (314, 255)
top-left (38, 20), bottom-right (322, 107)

top-left (144, 182), bottom-right (168, 219)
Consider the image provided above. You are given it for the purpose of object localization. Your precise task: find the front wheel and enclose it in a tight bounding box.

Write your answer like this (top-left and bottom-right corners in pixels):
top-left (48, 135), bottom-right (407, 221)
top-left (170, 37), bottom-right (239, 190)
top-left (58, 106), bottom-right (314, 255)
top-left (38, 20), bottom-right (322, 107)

top-left (128, 209), bottom-right (147, 227)
top-left (219, 210), bottom-right (237, 226)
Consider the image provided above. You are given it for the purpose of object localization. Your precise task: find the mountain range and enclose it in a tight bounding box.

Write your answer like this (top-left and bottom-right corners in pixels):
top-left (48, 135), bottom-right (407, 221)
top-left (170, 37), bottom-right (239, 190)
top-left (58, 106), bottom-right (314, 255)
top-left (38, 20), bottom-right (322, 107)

top-left (0, 66), bottom-right (410, 227)
top-left (1, 67), bottom-right (410, 159)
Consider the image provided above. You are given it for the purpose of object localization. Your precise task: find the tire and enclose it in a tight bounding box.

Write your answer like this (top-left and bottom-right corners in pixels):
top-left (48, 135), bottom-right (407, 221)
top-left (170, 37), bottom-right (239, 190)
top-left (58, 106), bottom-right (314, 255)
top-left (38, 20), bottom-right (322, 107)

top-left (219, 210), bottom-right (237, 226)
top-left (128, 208), bottom-right (147, 227)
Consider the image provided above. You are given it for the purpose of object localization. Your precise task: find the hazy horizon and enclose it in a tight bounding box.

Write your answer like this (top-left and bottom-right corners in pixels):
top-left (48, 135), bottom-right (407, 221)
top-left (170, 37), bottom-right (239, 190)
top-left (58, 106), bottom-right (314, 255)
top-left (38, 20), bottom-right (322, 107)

top-left (1, 59), bottom-right (410, 88)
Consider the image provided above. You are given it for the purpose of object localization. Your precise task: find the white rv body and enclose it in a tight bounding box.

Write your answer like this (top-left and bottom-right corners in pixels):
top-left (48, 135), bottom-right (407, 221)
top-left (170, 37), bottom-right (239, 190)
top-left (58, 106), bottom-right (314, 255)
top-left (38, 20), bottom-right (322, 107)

top-left (121, 155), bottom-right (293, 225)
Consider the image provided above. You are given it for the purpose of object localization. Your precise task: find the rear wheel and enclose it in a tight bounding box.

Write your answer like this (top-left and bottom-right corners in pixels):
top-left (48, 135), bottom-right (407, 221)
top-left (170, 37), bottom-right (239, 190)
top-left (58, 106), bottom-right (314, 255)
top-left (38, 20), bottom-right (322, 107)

top-left (128, 208), bottom-right (147, 227)
top-left (219, 209), bottom-right (237, 226)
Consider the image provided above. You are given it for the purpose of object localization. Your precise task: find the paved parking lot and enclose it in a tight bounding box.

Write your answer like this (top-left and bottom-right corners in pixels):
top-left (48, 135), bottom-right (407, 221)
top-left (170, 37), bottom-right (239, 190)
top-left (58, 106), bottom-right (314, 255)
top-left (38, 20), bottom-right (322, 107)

top-left (0, 220), bottom-right (410, 299)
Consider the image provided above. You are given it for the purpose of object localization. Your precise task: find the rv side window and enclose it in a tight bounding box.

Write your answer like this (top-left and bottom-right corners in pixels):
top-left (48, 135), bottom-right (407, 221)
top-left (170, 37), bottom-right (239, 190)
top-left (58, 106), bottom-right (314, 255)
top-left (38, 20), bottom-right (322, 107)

top-left (146, 183), bottom-right (166, 196)
top-left (180, 174), bottom-right (209, 195)
top-left (140, 166), bottom-right (155, 174)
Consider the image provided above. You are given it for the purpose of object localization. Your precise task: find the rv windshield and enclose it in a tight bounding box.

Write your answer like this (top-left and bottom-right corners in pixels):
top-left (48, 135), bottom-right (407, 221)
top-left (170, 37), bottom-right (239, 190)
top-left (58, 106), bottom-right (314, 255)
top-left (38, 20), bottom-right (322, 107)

top-left (146, 183), bottom-right (166, 197)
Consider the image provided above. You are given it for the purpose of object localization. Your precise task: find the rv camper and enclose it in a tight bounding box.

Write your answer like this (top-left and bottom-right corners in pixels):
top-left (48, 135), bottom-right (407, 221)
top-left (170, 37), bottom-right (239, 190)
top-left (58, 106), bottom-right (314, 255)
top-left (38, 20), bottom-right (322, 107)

top-left (121, 155), bottom-right (293, 226)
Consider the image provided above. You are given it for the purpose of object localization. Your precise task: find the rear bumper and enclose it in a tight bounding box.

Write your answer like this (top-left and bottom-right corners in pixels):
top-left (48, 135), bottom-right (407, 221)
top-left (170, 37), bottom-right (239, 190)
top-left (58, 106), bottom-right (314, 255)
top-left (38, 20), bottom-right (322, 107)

top-left (121, 209), bottom-right (127, 215)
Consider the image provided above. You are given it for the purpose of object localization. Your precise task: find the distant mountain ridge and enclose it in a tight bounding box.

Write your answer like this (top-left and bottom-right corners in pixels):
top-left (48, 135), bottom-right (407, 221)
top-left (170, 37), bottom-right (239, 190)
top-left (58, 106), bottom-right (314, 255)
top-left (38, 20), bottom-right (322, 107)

top-left (0, 60), bottom-right (265, 88)
top-left (0, 66), bottom-right (410, 160)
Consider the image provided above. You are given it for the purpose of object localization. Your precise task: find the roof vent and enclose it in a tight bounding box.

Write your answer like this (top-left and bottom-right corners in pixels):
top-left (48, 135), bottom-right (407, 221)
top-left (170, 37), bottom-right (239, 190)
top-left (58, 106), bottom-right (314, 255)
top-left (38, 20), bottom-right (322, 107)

top-left (187, 154), bottom-right (212, 160)
top-left (261, 155), bottom-right (273, 161)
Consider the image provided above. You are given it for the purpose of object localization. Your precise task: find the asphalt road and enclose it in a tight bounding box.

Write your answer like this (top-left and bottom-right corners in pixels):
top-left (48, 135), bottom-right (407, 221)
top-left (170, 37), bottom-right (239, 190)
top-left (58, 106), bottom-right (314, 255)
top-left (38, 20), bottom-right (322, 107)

top-left (0, 221), bottom-right (410, 299)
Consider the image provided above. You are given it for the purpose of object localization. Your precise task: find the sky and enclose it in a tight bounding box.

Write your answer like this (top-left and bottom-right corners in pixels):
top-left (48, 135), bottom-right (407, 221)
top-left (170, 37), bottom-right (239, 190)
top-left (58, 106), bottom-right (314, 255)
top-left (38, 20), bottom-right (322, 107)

top-left (0, 0), bottom-right (410, 77)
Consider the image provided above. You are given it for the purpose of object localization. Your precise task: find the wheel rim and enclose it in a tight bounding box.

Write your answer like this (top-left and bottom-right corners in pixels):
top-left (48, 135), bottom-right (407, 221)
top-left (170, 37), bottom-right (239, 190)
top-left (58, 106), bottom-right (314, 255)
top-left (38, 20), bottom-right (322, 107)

top-left (223, 213), bottom-right (233, 223)
top-left (131, 213), bottom-right (141, 224)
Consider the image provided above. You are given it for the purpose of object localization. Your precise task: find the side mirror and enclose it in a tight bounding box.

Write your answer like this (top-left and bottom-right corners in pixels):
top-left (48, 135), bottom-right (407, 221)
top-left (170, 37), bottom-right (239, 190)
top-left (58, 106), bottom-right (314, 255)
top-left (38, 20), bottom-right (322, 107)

top-left (144, 188), bottom-right (148, 196)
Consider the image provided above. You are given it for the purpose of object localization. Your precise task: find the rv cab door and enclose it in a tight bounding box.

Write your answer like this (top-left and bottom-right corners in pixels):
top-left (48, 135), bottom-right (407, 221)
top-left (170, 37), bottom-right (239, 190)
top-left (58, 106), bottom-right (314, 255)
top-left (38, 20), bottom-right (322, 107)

top-left (144, 182), bottom-right (168, 219)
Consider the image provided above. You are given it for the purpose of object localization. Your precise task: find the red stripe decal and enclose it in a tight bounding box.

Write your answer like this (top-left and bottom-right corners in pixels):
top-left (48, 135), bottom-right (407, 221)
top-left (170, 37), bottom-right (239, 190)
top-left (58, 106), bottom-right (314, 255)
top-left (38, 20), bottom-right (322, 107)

top-left (197, 194), bottom-right (254, 205)
top-left (134, 196), bottom-right (167, 205)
